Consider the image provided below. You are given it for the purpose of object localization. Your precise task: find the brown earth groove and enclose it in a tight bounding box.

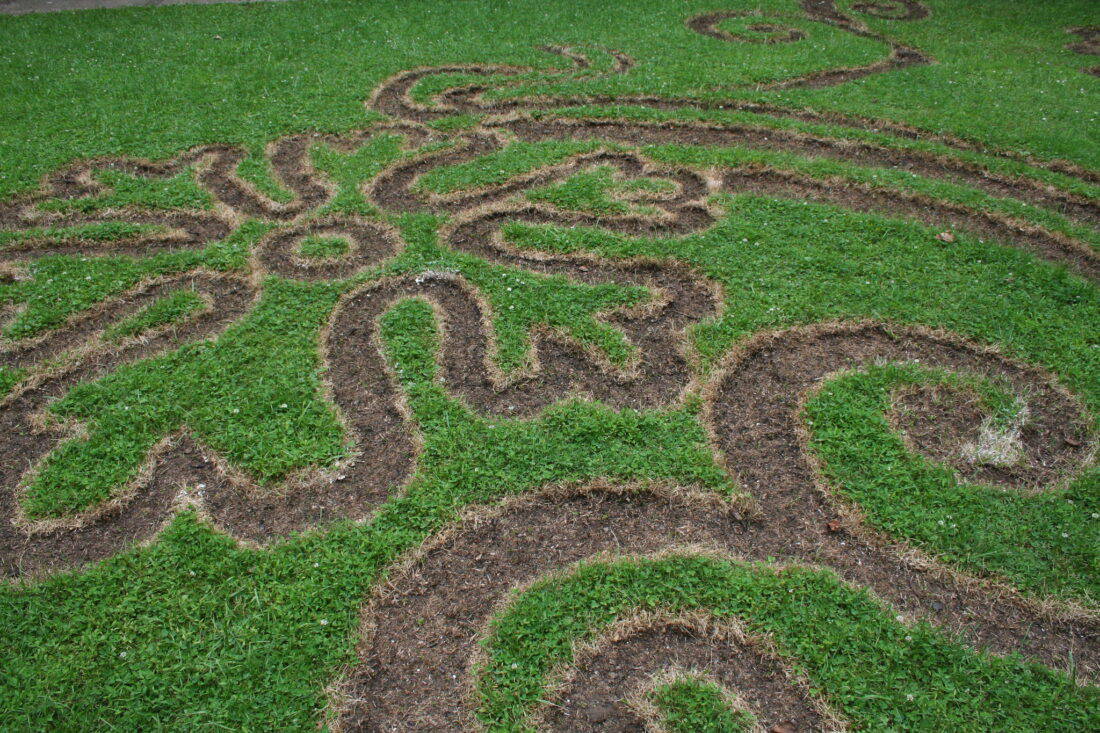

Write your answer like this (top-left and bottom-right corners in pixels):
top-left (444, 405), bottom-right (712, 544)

top-left (334, 264), bottom-right (716, 419)
top-left (704, 321), bottom-right (1093, 524)
top-left (0, 209), bottom-right (232, 263)
top-left (494, 117), bottom-right (1100, 231)
top-left (367, 54), bottom-right (1100, 220)
top-left (335, 483), bottom-right (1096, 731)
top-left (0, 146), bottom-right (727, 574)
top-left (688, 11), bottom-right (810, 45)
top-left (0, 124), bottom-right (437, 259)
top-left (1066, 26), bottom-right (1100, 57)
top-left (538, 612), bottom-right (837, 732)
top-left (1, 273), bottom-right (232, 371)
top-left (373, 125), bottom-right (1098, 280)
top-left (887, 382), bottom-right (1071, 492)
top-left (253, 216), bottom-right (404, 282)
top-left (703, 321), bottom-right (1096, 662)
top-left (0, 240), bottom-right (716, 573)
top-left (850, 1), bottom-right (929, 21)
top-left (0, 272), bottom-right (257, 575)
top-left (362, 10), bottom-right (1096, 191)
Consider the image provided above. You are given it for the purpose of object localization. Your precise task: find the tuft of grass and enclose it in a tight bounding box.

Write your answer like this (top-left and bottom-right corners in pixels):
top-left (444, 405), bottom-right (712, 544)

top-left (235, 144), bottom-right (295, 204)
top-left (0, 222), bottom-right (163, 249)
top-left (296, 234), bottom-right (349, 260)
top-left (0, 366), bottom-right (27, 397)
top-left (38, 167), bottom-right (212, 213)
top-left (649, 675), bottom-right (756, 733)
top-left (311, 132), bottom-right (409, 216)
top-left (380, 297), bottom-right (738, 505)
top-left (526, 164), bottom-right (673, 216)
top-left (427, 113), bottom-right (485, 133)
top-left (0, 220), bottom-right (261, 340)
top-left (103, 288), bottom-right (207, 341)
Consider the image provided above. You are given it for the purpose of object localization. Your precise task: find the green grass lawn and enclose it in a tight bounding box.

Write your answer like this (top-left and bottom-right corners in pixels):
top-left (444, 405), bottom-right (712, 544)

top-left (1, 0), bottom-right (1098, 729)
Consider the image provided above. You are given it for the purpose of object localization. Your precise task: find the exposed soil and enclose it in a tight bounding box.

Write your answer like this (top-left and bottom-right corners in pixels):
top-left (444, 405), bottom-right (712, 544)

top-left (767, 1), bottom-right (931, 91)
top-left (0, 273), bottom-right (257, 576)
top-left (371, 121), bottom-right (1099, 278)
top-left (366, 41), bottom-right (1096, 222)
top-left (688, 11), bottom-right (809, 45)
top-left (1066, 26), bottom-right (1100, 77)
top-left (336, 483), bottom-right (1097, 730)
top-left (0, 124), bottom-right (435, 269)
top-left (1066, 26), bottom-right (1100, 57)
top-left (705, 321), bottom-right (1092, 524)
top-left (337, 487), bottom-right (761, 731)
top-left (0, 145), bottom-right (728, 575)
top-left (540, 614), bottom-right (831, 731)
top-left (253, 217), bottom-right (403, 281)
top-left (0, 266), bottom-right (422, 576)
top-left (0, 208), bottom-right (231, 264)
top-left (2, 9), bottom-right (1098, 722)
top-left (496, 118), bottom-right (1100, 234)
top-left (888, 382), bottom-right (1082, 491)
top-left (850, 1), bottom-right (929, 21)
top-left (703, 322), bottom-right (1096, 673)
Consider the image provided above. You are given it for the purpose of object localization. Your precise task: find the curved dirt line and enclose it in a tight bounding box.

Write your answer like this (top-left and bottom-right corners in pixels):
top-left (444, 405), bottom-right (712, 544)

top-left (336, 483), bottom-right (1096, 730)
top-left (364, 23), bottom-right (1096, 195)
top-left (1066, 26), bottom-right (1100, 77)
top-left (0, 272), bottom-right (257, 576)
top-left (850, 1), bottom-right (929, 21)
top-left (254, 216), bottom-right (404, 281)
top-left (376, 124), bottom-right (1100, 280)
top-left (537, 611), bottom-right (836, 731)
top-left (539, 611), bottom-right (831, 730)
top-left (703, 321), bottom-right (1096, 664)
top-left (494, 117), bottom-right (1100, 233)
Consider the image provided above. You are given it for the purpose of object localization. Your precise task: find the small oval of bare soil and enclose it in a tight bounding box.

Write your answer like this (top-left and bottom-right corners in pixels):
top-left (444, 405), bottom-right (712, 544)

top-left (889, 381), bottom-right (1093, 492)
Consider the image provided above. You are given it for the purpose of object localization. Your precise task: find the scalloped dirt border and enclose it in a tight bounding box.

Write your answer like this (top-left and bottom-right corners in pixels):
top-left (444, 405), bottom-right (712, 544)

top-left (332, 482), bottom-right (1096, 730)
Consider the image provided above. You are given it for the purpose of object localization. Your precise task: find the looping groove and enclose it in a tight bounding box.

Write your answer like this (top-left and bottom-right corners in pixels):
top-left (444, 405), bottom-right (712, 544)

top-left (850, 1), bottom-right (929, 21)
top-left (705, 321), bottom-right (1093, 516)
top-left (253, 217), bottom-right (403, 281)
top-left (535, 611), bottom-right (838, 731)
top-left (688, 11), bottom-right (809, 45)
top-left (0, 273), bottom-right (257, 573)
top-left (0, 13), bottom-right (1094, 698)
top-left (334, 484), bottom-right (1097, 730)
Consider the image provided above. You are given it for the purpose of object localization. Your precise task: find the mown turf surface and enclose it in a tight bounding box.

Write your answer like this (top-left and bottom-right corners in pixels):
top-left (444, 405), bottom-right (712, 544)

top-left (1, 0), bottom-right (1098, 729)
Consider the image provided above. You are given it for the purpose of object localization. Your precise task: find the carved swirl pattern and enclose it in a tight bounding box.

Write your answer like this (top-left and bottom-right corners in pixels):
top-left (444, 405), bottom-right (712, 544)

top-left (1, 2), bottom-right (1097, 727)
